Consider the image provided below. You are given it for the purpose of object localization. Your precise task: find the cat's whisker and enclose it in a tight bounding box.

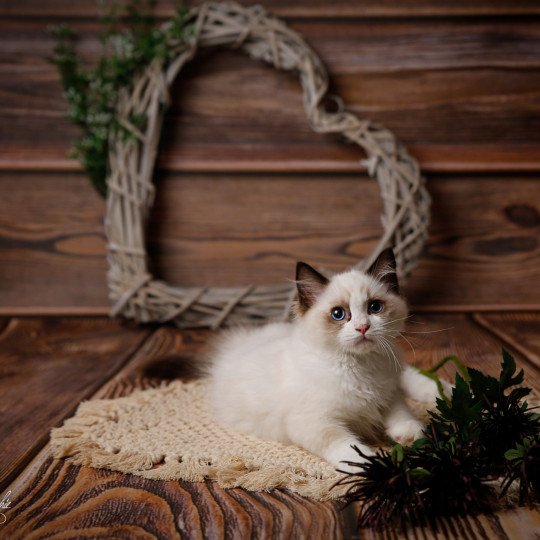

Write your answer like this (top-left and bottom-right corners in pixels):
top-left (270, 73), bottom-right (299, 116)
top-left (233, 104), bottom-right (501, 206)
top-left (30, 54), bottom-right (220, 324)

top-left (377, 336), bottom-right (400, 372)
top-left (375, 335), bottom-right (389, 355)
top-left (369, 329), bottom-right (400, 340)
top-left (398, 332), bottom-right (417, 361)
top-left (377, 335), bottom-right (392, 358)
top-left (376, 315), bottom-right (413, 328)
top-left (401, 327), bottom-right (454, 335)
top-left (377, 338), bottom-right (391, 359)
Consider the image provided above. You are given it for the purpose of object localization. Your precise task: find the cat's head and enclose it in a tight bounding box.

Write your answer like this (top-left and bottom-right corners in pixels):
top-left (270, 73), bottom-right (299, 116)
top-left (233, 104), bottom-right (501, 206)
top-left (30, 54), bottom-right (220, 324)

top-left (294, 248), bottom-right (408, 355)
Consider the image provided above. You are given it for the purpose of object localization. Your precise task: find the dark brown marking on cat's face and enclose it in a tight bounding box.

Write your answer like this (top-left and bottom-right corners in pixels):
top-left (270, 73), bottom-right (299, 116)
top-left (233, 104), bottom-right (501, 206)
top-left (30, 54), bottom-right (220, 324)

top-left (366, 248), bottom-right (399, 295)
top-left (294, 262), bottom-right (329, 315)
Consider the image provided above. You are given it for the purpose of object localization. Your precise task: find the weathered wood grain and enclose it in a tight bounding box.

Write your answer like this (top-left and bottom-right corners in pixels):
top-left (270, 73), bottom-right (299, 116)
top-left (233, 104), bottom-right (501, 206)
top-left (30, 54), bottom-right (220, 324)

top-left (0, 317), bottom-right (151, 490)
top-left (473, 312), bottom-right (540, 370)
top-left (3, 0), bottom-right (540, 18)
top-left (492, 507), bottom-right (540, 539)
top-left (0, 171), bottom-right (109, 309)
top-left (3, 458), bottom-right (344, 539)
top-left (2, 19), bottom-right (540, 173)
top-left (405, 176), bottom-right (540, 311)
top-left (358, 510), bottom-right (540, 540)
top-left (2, 325), bottom-right (344, 539)
top-left (1, 171), bottom-right (539, 312)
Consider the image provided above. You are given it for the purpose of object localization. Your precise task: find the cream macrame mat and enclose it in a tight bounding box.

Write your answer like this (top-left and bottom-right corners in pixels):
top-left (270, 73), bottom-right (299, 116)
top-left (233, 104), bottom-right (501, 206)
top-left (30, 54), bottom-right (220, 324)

top-left (50, 380), bottom-right (431, 501)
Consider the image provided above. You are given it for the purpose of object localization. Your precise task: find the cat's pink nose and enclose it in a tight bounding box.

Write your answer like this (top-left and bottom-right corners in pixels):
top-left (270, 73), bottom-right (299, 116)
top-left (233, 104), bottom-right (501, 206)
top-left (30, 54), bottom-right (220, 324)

top-left (356, 324), bottom-right (370, 335)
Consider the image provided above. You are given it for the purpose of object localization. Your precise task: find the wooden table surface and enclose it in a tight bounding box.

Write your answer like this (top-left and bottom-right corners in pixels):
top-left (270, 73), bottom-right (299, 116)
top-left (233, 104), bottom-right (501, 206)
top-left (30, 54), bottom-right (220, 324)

top-left (0, 313), bottom-right (539, 539)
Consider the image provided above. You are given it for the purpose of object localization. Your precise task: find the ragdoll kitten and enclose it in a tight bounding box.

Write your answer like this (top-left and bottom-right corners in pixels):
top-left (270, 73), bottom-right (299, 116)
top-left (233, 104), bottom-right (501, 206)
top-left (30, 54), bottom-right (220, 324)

top-left (208, 249), bottom-right (448, 471)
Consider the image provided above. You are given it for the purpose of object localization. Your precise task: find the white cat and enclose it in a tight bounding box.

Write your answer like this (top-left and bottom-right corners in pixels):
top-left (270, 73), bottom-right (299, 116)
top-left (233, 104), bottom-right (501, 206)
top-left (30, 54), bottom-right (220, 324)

top-left (208, 249), bottom-right (449, 472)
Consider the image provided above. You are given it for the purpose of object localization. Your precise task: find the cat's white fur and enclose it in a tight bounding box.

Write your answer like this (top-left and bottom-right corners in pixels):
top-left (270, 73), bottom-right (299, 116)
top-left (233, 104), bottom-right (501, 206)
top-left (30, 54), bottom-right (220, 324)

top-left (208, 252), bottom-right (450, 471)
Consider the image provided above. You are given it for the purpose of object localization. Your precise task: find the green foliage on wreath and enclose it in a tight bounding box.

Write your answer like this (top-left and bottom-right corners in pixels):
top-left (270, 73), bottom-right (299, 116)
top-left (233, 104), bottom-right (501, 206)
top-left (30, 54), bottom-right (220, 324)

top-left (51, 1), bottom-right (193, 196)
top-left (336, 350), bottom-right (540, 528)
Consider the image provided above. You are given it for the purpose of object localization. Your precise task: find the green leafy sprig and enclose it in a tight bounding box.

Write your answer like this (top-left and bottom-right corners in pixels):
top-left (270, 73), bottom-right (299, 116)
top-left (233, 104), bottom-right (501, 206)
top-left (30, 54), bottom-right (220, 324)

top-left (51, 1), bottom-right (192, 196)
top-left (503, 435), bottom-right (540, 505)
top-left (336, 350), bottom-right (540, 528)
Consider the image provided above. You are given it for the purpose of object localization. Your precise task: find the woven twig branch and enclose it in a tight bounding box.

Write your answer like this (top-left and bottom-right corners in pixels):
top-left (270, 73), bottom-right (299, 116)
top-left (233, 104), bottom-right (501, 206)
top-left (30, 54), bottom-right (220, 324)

top-left (105, 1), bottom-right (430, 329)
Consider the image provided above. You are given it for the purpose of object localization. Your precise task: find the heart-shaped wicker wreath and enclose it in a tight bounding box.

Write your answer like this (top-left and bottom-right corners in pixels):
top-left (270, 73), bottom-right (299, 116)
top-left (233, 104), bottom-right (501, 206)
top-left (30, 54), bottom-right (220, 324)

top-left (105, 1), bottom-right (430, 329)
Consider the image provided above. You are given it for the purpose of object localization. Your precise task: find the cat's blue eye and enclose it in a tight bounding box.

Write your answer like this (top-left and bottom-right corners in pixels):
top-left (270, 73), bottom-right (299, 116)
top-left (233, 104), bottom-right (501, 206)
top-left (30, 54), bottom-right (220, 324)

top-left (368, 300), bottom-right (384, 314)
top-left (330, 307), bottom-right (346, 321)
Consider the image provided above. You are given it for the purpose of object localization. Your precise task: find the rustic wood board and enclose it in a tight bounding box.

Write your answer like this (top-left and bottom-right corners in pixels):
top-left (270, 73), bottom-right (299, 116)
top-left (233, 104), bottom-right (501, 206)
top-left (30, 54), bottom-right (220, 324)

top-left (357, 508), bottom-right (540, 540)
top-left (473, 312), bottom-right (540, 371)
top-left (2, 314), bottom-right (540, 538)
top-left (2, 19), bottom-right (540, 172)
top-left (0, 172), bottom-right (108, 309)
top-left (0, 317), bottom-right (151, 489)
top-left (1, 171), bottom-right (539, 312)
top-left (3, 0), bottom-right (540, 18)
top-left (4, 460), bottom-right (346, 540)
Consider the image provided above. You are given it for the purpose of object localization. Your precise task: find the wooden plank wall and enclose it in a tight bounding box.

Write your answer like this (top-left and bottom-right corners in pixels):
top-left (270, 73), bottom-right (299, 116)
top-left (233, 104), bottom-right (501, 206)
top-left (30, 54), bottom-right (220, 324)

top-left (1, 0), bottom-right (539, 313)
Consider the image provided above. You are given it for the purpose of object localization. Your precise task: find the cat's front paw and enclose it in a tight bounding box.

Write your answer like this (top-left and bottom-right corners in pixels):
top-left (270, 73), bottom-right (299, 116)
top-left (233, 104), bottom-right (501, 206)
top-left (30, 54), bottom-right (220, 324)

top-left (387, 419), bottom-right (424, 446)
top-left (325, 438), bottom-right (375, 474)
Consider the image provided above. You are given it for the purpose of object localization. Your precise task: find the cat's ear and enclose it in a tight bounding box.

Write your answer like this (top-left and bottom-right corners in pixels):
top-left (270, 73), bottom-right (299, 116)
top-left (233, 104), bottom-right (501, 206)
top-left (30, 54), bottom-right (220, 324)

top-left (367, 248), bottom-right (399, 294)
top-left (295, 262), bottom-right (329, 311)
